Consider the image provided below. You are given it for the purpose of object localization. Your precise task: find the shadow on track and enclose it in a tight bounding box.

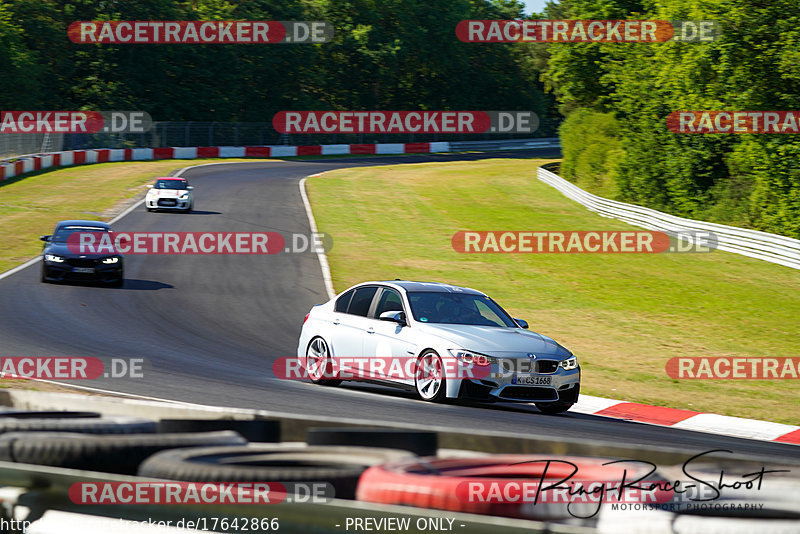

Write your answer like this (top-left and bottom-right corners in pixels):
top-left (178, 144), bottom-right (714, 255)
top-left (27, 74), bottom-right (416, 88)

top-left (119, 279), bottom-right (174, 291)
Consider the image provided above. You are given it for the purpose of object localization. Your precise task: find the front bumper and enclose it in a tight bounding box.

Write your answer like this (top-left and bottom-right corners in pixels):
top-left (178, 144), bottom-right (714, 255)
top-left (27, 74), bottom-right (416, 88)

top-left (459, 363), bottom-right (581, 403)
top-left (146, 196), bottom-right (191, 210)
top-left (42, 261), bottom-right (123, 283)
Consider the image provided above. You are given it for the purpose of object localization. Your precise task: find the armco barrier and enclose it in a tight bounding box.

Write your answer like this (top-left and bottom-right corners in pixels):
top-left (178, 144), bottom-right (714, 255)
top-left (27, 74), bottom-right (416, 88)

top-left (0, 142), bottom-right (451, 182)
top-left (537, 167), bottom-right (800, 270)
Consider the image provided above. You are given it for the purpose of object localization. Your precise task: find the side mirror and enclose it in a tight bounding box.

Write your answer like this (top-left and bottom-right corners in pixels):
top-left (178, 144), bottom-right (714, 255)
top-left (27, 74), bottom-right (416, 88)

top-left (514, 318), bottom-right (529, 329)
top-left (40, 235), bottom-right (51, 242)
top-left (379, 311), bottom-right (407, 326)
top-left (187, 186), bottom-right (194, 190)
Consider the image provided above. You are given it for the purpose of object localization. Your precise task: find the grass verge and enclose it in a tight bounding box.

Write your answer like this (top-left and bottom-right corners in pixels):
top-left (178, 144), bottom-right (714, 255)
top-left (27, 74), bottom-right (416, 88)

top-left (306, 158), bottom-right (800, 424)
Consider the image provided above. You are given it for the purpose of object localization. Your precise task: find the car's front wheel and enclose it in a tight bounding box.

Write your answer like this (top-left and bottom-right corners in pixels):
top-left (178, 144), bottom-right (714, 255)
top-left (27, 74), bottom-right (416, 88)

top-left (306, 337), bottom-right (341, 386)
top-left (414, 351), bottom-right (446, 403)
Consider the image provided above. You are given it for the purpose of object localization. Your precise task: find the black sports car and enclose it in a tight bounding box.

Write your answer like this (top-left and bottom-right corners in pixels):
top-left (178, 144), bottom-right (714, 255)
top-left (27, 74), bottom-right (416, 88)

top-left (40, 220), bottom-right (124, 286)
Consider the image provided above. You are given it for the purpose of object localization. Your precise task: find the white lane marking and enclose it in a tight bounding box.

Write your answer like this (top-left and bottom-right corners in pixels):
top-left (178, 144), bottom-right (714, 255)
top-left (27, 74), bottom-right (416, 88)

top-left (0, 257), bottom-right (40, 281)
top-left (672, 413), bottom-right (800, 442)
top-left (571, 394), bottom-right (625, 414)
top-left (300, 175), bottom-right (335, 299)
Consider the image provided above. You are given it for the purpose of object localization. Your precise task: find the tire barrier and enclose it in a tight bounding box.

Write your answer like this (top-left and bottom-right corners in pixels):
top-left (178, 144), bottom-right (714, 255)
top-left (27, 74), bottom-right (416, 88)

top-left (0, 431), bottom-right (247, 475)
top-left (0, 410), bottom-right (100, 419)
top-left (157, 418), bottom-right (280, 443)
top-left (597, 459), bottom-right (800, 533)
top-left (356, 455), bottom-right (666, 521)
top-left (0, 416), bottom-right (157, 435)
top-left (139, 444), bottom-right (414, 500)
top-left (306, 427), bottom-right (438, 456)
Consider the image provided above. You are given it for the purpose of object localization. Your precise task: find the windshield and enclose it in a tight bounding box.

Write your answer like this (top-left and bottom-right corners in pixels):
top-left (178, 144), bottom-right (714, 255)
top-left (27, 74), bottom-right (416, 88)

top-left (154, 179), bottom-right (188, 190)
top-left (407, 291), bottom-right (517, 327)
top-left (51, 225), bottom-right (108, 244)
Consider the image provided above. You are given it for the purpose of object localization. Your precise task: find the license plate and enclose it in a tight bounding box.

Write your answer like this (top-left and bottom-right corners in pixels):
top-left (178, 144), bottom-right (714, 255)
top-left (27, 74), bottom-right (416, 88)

top-left (514, 375), bottom-right (552, 385)
top-left (73, 267), bottom-right (95, 273)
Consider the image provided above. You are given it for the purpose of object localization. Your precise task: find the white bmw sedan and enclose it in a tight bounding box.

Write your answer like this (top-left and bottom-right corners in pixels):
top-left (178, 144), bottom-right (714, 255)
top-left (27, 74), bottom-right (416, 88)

top-left (297, 281), bottom-right (580, 413)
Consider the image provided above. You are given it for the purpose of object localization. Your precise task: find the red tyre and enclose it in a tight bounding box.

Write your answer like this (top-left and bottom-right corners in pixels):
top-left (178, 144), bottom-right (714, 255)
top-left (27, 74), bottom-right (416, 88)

top-left (357, 455), bottom-right (666, 520)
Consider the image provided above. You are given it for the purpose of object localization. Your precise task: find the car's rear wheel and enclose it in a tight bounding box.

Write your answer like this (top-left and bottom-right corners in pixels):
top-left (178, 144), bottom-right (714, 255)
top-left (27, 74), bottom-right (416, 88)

top-left (415, 351), bottom-right (446, 402)
top-left (306, 337), bottom-right (341, 386)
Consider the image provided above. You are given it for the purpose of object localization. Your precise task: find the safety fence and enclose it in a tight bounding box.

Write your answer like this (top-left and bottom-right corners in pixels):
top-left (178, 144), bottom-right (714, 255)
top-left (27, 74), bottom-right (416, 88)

top-left (537, 166), bottom-right (800, 270)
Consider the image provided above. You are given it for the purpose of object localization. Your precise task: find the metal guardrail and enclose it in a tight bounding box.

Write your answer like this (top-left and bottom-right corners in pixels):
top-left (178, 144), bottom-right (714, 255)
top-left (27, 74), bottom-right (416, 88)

top-left (537, 167), bottom-right (800, 270)
top-left (450, 138), bottom-right (560, 151)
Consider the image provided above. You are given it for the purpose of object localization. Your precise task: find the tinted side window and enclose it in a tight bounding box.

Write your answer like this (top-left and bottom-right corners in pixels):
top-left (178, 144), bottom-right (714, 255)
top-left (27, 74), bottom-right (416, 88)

top-left (374, 289), bottom-right (404, 317)
top-left (347, 287), bottom-right (378, 317)
top-left (335, 290), bottom-right (354, 313)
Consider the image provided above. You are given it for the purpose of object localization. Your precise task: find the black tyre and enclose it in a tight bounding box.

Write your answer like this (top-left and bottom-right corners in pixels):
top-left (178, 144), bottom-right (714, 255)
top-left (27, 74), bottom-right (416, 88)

top-left (0, 431), bottom-right (246, 475)
top-left (307, 427), bottom-right (437, 456)
top-left (109, 276), bottom-right (124, 288)
top-left (415, 351), bottom-right (447, 402)
top-left (157, 419), bottom-right (280, 443)
top-left (306, 337), bottom-right (341, 386)
top-left (139, 444), bottom-right (413, 499)
top-left (0, 416), bottom-right (157, 435)
top-left (40, 266), bottom-right (50, 283)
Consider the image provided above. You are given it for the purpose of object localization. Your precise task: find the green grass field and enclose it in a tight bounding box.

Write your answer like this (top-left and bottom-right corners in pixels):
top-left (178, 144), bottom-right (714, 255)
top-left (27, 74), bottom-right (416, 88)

top-left (0, 159), bottom-right (271, 273)
top-left (306, 158), bottom-right (800, 424)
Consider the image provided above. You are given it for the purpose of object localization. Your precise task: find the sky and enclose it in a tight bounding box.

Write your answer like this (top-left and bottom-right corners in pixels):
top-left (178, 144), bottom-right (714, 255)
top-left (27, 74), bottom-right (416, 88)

top-left (522, 0), bottom-right (550, 15)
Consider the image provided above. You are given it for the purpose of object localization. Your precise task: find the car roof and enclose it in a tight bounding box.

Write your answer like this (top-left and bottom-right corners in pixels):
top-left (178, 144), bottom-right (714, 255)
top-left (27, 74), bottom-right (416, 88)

top-left (373, 280), bottom-right (485, 295)
top-left (155, 177), bottom-right (187, 181)
top-left (56, 220), bottom-right (110, 229)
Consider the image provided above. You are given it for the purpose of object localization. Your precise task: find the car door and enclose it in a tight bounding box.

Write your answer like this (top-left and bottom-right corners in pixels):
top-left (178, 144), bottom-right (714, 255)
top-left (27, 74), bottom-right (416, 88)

top-left (328, 286), bottom-right (379, 376)
top-left (363, 287), bottom-right (418, 385)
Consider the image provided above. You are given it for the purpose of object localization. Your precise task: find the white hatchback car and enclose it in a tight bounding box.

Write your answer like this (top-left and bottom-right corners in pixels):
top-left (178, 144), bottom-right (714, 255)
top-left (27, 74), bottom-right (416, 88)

top-left (146, 177), bottom-right (194, 212)
top-left (297, 281), bottom-right (580, 413)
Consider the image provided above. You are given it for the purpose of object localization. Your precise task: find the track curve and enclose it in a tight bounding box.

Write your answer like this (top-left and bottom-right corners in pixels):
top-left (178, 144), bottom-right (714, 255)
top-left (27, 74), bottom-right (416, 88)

top-left (1, 150), bottom-right (797, 461)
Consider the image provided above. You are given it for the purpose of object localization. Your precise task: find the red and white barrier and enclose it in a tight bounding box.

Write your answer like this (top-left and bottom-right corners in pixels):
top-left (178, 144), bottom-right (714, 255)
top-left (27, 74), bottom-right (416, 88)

top-left (574, 394), bottom-right (800, 444)
top-left (0, 142), bottom-right (450, 181)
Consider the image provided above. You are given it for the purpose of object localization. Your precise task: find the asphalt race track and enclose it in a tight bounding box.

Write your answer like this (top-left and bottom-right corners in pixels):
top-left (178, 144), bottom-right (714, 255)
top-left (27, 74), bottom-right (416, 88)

top-left (1, 149), bottom-right (797, 462)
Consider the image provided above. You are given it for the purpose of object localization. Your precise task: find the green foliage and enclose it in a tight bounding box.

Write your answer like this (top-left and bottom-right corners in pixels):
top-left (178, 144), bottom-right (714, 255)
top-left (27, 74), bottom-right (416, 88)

top-left (545, 0), bottom-right (800, 237)
top-left (559, 108), bottom-right (623, 198)
top-left (0, 0), bottom-right (547, 125)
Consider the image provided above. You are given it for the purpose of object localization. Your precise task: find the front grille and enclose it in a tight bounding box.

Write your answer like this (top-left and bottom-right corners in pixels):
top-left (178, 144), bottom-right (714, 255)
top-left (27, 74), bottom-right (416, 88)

top-left (158, 199), bottom-right (178, 206)
top-left (65, 258), bottom-right (101, 267)
top-left (535, 360), bottom-right (559, 374)
top-left (501, 386), bottom-right (558, 401)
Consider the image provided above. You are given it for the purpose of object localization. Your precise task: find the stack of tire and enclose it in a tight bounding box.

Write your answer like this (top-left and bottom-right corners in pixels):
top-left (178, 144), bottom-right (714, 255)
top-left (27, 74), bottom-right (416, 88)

top-left (595, 459), bottom-right (800, 534)
top-left (0, 413), bottom-right (416, 501)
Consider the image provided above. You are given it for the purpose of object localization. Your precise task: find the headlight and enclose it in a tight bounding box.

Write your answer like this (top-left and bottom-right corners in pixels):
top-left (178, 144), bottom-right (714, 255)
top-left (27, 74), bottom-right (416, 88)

top-left (179, 193), bottom-right (189, 199)
top-left (102, 257), bottom-right (120, 264)
top-left (44, 254), bottom-right (64, 263)
top-left (559, 357), bottom-right (578, 370)
top-left (448, 349), bottom-right (495, 366)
